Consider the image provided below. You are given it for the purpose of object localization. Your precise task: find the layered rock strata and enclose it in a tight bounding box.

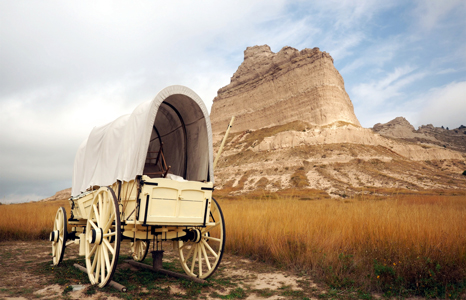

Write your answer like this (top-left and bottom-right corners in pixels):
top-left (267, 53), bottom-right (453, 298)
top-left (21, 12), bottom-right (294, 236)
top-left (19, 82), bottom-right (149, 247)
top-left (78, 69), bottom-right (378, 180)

top-left (210, 45), bottom-right (361, 134)
top-left (373, 117), bottom-right (466, 153)
top-left (213, 123), bottom-right (466, 197)
top-left (209, 45), bottom-right (466, 197)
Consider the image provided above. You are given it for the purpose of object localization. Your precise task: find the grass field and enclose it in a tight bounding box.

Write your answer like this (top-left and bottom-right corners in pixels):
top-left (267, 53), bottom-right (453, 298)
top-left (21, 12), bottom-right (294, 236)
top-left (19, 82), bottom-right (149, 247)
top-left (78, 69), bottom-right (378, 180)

top-left (0, 199), bottom-right (69, 240)
top-left (219, 193), bottom-right (466, 297)
top-left (1, 192), bottom-right (465, 297)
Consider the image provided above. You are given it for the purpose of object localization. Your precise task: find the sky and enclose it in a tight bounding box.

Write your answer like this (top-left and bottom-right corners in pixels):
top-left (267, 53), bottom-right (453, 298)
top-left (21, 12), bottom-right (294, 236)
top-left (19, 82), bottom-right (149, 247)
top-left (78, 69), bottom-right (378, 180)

top-left (1, 0), bottom-right (465, 203)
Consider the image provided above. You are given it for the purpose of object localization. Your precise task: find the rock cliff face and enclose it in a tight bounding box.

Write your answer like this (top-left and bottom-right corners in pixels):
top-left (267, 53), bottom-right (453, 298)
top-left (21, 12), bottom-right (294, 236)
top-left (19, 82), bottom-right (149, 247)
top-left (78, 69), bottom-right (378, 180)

top-left (210, 46), bottom-right (466, 197)
top-left (212, 122), bottom-right (466, 197)
top-left (373, 117), bottom-right (466, 153)
top-left (40, 188), bottom-right (71, 202)
top-left (210, 45), bottom-right (361, 134)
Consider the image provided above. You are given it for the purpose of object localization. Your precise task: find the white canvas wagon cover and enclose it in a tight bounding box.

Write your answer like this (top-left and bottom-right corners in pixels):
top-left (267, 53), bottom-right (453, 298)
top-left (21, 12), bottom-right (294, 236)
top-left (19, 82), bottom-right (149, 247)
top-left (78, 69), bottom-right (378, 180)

top-left (72, 85), bottom-right (214, 197)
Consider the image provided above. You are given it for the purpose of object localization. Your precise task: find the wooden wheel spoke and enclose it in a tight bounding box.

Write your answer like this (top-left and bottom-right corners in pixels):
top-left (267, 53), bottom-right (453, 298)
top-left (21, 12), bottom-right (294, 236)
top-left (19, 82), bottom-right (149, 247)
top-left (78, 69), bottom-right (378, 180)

top-left (202, 222), bottom-right (220, 234)
top-left (202, 239), bottom-right (218, 258)
top-left (102, 244), bottom-right (111, 273)
top-left (103, 231), bottom-right (116, 238)
top-left (180, 241), bottom-right (192, 250)
top-left (190, 246), bottom-right (198, 274)
top-left (94, 248), bottom-right (101, 281)
top-left (100, 247), bottom-right (105, 282)
top-left (102, 194), bottom-right (108, 218)
top-left (58, 215), bottom-right (63, 229)
top-left (92, 205), bottom-right (100, 225)
top-left (89, 219), bottom-right (99, 231)
top-left (88, 244), bottom-right (97, 258)
top-left (184, 244), bottom-right (195, 262)
top-left (102, 212), bottom-right (115, 233)
top-left (206, 236), bottom-right (222, 243)
top-left (103, 239), bottom-right (115, 255)
top-left (98, 195), bottom-right (103, 221)
top-left (198, 245), bottom-right (202, 277)
top-left (201, 242), bottom-right (211, 270)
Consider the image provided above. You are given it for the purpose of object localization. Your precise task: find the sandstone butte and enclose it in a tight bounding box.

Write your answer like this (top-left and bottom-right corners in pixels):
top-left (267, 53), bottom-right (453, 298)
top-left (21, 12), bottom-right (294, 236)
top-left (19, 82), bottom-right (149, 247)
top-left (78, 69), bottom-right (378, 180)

top-left (209, 45), bottom-right (466, 197)
top-left (210, 45), bottom-right (361, 134)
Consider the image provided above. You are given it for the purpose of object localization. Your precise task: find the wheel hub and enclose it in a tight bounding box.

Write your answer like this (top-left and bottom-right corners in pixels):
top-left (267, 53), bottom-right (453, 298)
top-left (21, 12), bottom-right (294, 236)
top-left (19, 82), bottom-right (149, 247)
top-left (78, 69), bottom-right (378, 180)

top-left (183, 228), bottom-right (202, 243)
top-left (49, 230), bottom-right (59, 242)
top-left (88, 228), bottom-right (103, 245)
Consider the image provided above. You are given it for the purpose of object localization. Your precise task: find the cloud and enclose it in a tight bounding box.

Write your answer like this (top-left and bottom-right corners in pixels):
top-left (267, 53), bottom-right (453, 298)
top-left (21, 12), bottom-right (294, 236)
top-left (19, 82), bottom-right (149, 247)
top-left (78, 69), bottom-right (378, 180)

top-left (1, 1), bottom-right (465, 202)
top-left (351, 66), bottom-right (425, 107)
top-left (417, 81), bottom-right (466, 128)
top-left (413, 0), bottom-right (466, 31)
top-left (1, 194), bottom-right (45, 204)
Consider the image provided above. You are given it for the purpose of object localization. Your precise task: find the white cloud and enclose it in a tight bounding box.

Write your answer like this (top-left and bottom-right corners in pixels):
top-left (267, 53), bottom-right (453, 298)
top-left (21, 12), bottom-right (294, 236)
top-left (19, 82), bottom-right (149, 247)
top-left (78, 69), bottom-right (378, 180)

top-left (417, 81), bottom-right (466, 128)
top-left (413, 0), bottom-right (466, 31)
top-left (1, 194), bottom-right (45, 204)
top-left (437, 68), bottom-right (459, 75)
top-left (351, 66), bottom-right (425, 107)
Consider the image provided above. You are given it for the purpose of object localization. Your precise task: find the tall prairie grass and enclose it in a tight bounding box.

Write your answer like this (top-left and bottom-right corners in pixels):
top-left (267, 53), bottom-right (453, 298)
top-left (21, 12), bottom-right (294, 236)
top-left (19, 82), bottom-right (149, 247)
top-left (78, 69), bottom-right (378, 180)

top-left (0, 200), bottom-right (69, 240)
top-left (218, 194), bottom-right (466, 297)
top-left (2, 194), bottom-right (465, 296)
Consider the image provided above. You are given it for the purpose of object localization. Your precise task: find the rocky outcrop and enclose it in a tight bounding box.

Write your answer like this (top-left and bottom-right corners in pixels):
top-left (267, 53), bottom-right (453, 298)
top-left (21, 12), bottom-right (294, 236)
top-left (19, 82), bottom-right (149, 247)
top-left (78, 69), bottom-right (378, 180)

top-left (210, 45), bottom-right (361, 134)
top-left (213, 124), bottom-right (466, 197)
top-left (40, 188), bottom-right (71, 202)
top-left (256, 123), bottom-right (463, 161)
top-left (210, 46), bottom-right (466, 197)
top-left (373, 117), bottom-right (466, 153)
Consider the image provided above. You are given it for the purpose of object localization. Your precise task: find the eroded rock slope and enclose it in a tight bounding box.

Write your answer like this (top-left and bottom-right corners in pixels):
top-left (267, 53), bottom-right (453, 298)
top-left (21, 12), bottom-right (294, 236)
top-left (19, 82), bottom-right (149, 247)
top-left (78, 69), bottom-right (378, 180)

top-left (211, 46), bottom-right (466, 197)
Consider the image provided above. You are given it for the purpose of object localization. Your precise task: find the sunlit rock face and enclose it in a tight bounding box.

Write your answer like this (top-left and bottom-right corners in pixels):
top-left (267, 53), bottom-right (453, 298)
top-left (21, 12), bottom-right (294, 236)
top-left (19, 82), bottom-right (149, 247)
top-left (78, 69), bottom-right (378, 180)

top-left (208, 45), bottom-right (466, 197)
top-left (210, 45), bottom-right (361, 134)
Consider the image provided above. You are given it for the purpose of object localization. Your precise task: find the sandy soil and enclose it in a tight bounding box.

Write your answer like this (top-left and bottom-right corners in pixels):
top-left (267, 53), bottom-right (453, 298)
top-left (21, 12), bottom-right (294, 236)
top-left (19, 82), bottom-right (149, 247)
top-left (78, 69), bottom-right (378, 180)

top-left (0, 240), bottom-right (327, 300)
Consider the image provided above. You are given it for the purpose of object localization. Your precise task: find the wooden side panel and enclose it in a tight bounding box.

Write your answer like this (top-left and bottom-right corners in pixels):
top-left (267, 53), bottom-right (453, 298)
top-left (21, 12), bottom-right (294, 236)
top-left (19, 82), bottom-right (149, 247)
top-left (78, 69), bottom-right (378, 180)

top-left (138, 176), bottom-right (212, 225)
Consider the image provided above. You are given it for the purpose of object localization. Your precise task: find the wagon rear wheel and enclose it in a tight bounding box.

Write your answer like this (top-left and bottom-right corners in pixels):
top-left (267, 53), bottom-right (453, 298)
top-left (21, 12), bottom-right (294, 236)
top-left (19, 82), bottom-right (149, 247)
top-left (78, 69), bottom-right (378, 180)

top-left (177, 197), bottom-right (225, 279)
top-left (50, 207), bottom-right (67, 265)
top-left (130, 240), bottom-right (150, 262)
top-left (84, 187), bottom-right (121, 288)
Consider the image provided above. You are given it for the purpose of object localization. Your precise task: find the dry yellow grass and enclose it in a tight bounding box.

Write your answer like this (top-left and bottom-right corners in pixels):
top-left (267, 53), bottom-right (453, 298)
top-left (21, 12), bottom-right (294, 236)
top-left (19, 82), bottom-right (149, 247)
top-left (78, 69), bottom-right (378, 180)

top-left (218, 194), bottom-right (466, 295)
top-left (0, 199), bottom-right (69, 240)
top-left (1, 193), bottom-right (465, 295)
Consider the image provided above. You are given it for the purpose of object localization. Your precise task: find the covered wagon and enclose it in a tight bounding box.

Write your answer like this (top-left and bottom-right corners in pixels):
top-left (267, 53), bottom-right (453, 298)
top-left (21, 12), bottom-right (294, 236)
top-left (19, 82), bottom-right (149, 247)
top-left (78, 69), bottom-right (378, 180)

top-left (50, 85), bottom-right (225, 287)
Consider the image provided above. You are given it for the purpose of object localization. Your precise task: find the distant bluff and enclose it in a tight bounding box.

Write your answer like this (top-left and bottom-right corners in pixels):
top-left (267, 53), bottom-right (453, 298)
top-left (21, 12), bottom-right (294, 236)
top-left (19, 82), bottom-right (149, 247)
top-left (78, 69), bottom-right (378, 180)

top-left (210, 45), bottom-right (361, 134)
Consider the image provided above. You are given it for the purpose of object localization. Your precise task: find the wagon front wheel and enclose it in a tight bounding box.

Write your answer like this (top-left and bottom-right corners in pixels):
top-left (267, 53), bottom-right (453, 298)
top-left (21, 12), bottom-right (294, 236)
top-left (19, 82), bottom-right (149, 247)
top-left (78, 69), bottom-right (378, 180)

top-left (84, 187), bottom-right (121, 288)
top-left (177, 197), bottom-right (225, 279)
top-left (50, 207), bottom-right (67, 265)
top-left (131, 240), bottom-right (150, 262)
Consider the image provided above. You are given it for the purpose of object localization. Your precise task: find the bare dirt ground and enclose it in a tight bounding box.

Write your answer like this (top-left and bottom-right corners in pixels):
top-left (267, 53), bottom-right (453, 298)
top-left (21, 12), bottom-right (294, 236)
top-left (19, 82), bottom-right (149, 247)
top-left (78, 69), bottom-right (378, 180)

top-left (0, 240), bottom-right (335, 300)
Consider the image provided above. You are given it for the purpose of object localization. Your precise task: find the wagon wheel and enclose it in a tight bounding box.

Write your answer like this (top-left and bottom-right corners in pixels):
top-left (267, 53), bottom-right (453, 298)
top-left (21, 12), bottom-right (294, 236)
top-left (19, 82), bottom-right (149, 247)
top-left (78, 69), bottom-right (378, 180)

top-left (177, 197), bottom-right (225, 279)
top-left (130, 240), bottom-right (150, 262)
top-left (84, 187), bottom-right (121, 288)
top-left (50, 207), bottom-right (68, 265)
